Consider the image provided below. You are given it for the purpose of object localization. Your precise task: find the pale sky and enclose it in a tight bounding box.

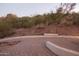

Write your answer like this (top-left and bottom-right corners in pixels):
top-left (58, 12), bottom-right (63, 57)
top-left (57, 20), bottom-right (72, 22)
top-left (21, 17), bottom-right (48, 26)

top-left (0, 3), bottom-right (79, 17)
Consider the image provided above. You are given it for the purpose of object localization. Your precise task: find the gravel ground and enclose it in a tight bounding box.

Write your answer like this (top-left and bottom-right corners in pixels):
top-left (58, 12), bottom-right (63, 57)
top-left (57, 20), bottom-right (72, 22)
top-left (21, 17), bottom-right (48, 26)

top-left (0, 36), bottom-right (79, 56)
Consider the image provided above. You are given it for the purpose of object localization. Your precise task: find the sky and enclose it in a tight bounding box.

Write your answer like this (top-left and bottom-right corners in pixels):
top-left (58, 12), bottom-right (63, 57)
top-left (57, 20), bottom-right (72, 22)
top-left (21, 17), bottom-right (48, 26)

top-left (0, 3), bottom-right (79, 17)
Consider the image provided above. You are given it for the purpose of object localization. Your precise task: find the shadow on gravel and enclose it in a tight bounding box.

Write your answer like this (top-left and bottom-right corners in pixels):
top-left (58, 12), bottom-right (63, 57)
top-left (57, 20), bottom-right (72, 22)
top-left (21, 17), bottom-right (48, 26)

top-left (0, 41), bottom-right (21, 47)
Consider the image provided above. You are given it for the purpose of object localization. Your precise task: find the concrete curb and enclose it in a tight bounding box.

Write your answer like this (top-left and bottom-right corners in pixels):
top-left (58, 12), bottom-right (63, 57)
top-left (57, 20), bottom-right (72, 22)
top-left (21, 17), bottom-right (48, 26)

top-left (46, 41), bottom-right (79, 56)
top-left (0, 35), bottom-right (79, 42)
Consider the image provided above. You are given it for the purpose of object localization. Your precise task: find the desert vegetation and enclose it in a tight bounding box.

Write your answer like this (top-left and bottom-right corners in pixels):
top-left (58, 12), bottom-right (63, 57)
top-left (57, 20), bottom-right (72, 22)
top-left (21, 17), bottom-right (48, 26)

top-left (0, 3), bottom-right (79, 38)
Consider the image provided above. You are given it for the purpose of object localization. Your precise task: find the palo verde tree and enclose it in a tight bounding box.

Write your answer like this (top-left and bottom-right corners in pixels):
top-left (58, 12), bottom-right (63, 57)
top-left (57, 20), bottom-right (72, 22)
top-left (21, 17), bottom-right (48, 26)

top-left (55, 3), bottom-right (76, 25)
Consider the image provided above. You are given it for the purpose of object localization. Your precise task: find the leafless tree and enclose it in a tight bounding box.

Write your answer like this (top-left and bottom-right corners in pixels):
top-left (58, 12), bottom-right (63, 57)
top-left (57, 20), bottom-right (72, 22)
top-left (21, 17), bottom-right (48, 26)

top-left (57, 3), bottom-right (76, 14)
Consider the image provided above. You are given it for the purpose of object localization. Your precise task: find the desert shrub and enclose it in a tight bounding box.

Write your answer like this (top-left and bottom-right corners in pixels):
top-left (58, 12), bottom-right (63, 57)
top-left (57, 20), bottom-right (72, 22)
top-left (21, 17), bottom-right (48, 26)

top-left (19, 17), bottom-right (33, 28)
top-left (0, 21), bottom-right (14, 38)
top-left (72, 13), bottom-right (79, 25)
top-left (32, 15), bottom-right (43, 25)
top-left (11, 19), bottom-right (23, 28)
top-left (5, 16), bottom-right (34, 28)
top-left (21, 19), bottom-right (33, 28)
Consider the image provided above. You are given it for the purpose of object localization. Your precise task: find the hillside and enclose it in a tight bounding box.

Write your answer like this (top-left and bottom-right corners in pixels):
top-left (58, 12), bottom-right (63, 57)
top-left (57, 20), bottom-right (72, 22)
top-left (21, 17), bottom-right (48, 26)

top-left (10, 24), bottom-right (79, 37)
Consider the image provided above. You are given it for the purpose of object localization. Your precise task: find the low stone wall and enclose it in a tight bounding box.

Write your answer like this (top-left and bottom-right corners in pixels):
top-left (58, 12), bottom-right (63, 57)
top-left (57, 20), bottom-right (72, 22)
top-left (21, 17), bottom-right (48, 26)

top-left (44, 33), bottom-right (58, 36)
top-left (46, 41), bottom-right (79, 56)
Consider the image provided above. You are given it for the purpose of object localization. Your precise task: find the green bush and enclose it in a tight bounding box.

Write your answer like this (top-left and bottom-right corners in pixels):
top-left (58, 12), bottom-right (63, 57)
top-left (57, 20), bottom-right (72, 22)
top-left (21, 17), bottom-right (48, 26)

top-left (0, 21), bottom-right (14, 38)
top-left (9, 18), bottom-right (33, 28)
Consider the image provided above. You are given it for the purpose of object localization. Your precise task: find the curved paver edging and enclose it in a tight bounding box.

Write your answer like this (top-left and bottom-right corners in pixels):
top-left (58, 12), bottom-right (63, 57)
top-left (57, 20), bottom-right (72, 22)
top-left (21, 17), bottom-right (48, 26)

top-left (46, 41), bottom-right (79, 56)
